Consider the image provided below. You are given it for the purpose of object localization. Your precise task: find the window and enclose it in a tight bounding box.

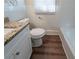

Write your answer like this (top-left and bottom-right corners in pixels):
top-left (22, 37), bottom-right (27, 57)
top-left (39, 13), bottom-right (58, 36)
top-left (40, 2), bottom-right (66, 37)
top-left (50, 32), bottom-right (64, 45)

top-left (34, 0), bottom-right (56, 14)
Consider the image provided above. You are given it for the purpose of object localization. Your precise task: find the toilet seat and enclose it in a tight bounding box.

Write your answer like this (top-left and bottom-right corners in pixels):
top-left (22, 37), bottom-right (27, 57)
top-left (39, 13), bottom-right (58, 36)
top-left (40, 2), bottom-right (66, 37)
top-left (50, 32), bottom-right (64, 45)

top-left (30, 28), bottom-right (45, 38)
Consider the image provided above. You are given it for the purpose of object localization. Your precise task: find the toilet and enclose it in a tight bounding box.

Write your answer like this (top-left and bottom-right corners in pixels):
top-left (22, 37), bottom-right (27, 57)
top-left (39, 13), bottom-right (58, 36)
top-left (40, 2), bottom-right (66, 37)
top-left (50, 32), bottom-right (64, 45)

top-left (30, 28), bottom-right (45, 47)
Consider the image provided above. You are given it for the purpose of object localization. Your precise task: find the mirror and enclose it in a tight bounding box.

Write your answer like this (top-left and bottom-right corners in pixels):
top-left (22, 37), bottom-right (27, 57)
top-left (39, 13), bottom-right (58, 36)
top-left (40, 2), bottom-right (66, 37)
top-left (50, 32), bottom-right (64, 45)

top-left (4, 0), bottom-right (27, 21)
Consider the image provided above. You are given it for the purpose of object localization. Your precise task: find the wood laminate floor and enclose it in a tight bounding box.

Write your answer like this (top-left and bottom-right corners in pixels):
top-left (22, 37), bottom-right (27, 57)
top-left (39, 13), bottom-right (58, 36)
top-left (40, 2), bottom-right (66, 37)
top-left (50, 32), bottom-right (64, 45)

top-left (31, 35), bottom-right (67, 59)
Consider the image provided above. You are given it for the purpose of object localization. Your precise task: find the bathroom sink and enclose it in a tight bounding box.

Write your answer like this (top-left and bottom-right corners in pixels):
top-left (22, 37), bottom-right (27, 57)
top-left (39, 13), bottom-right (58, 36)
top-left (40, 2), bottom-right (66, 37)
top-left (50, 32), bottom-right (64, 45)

top-left (4, 18), bottom-right (29, 28)
top-left (4, 18), bottom-right (29, 35)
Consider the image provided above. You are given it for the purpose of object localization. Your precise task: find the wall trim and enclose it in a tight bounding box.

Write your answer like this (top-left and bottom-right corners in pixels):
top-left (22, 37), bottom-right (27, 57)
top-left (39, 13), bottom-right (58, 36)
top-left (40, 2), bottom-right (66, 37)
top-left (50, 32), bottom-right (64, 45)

top-left (58, 28), bottom-right (75, 59)
top-left (46, 30), bottom-right (58, 35)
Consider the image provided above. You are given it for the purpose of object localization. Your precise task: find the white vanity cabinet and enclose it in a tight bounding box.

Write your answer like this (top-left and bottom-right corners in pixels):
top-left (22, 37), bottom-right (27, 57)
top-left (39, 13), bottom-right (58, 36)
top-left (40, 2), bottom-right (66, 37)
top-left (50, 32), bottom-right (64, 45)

top-left (4, 25), bottom-right (32, 59)
top-left (5, 38), bottom-right (26, 59)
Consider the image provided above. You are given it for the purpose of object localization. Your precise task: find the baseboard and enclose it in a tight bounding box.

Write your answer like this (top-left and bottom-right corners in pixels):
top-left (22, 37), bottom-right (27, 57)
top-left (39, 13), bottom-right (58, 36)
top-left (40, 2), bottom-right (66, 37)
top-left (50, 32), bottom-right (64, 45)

top-left (58, 28), bottom-right (75, 59)
top-left (46, 30), bottom-right (58, 35)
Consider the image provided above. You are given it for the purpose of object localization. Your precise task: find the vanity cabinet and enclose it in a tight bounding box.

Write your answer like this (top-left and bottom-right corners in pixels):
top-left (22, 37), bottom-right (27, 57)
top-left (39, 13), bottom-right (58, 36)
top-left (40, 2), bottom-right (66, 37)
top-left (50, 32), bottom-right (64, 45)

top-left (5, 38), bottom-right (26, 59)
top-left (4, 25), bottom-right (32, 59)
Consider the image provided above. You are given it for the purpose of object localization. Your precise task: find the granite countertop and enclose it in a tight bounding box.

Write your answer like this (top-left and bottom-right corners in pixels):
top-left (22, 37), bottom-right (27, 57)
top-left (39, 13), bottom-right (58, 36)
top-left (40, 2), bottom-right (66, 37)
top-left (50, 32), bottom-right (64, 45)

top-left (4, 18), bottom-right (29, 45)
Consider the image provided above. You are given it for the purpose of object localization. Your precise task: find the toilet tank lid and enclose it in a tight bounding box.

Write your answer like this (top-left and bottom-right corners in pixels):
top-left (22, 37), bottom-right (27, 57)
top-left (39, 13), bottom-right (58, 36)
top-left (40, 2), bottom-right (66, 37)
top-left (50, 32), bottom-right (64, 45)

top-left (30, 28), bottom-right (45, 36)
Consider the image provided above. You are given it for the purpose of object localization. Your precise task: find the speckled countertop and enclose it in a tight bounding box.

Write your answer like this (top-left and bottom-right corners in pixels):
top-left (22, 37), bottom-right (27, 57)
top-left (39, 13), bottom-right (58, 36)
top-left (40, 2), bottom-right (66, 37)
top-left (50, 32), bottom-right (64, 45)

top-left (4, 19), bottom-right (29, 45)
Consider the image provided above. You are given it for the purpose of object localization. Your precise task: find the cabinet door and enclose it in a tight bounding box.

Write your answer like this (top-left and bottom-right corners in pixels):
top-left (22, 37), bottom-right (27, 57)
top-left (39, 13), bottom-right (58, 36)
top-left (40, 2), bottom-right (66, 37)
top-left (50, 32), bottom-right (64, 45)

top-left (4, 31), bottom-right (27, 59)
top-left (5, 52), bottom-right (14, 59)
top-left (12, 38), bottom-right (26, 59)
top-left (5, 25), bottom-right (32, 59)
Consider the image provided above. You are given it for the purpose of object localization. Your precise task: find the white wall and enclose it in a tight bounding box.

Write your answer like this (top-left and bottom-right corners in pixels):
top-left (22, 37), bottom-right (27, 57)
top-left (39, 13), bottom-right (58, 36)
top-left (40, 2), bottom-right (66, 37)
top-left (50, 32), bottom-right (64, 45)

top-left (4, 0), bottom-right (28, 21)
top-left (25, 0), bottom-right (59, 30)
top-left (57, 0), bottom-right (75, 48)
top-left (57, 0), bottom-right (75, 28)
top-left (56, 0), bottom-right (75, 58)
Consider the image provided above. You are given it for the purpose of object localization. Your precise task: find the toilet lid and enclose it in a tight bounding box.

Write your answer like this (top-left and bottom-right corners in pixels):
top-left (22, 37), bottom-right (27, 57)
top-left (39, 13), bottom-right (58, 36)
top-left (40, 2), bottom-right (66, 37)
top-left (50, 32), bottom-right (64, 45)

top-left (30, 28), bottom-right (45, 36)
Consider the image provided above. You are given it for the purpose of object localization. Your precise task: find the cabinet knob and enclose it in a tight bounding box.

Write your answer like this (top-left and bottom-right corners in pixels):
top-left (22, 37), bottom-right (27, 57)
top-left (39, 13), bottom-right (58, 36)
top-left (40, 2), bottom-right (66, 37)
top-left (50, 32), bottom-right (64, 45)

top-left (16, 52), bottom-right (20, 55)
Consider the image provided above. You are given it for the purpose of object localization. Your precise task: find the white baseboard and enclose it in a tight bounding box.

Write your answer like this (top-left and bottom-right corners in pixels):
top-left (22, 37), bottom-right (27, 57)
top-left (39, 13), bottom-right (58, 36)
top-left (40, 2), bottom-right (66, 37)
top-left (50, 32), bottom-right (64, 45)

top-left (46, 30), bottom-right (58, 35)
top-left (58, 28), bottom-right (75, 59)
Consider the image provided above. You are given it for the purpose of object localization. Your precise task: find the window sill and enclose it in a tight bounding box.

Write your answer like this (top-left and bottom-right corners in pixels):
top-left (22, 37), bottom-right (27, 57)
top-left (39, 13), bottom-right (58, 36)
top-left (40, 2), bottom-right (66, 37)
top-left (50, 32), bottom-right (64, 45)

top-left (35, 12), bottom-right (56, 15)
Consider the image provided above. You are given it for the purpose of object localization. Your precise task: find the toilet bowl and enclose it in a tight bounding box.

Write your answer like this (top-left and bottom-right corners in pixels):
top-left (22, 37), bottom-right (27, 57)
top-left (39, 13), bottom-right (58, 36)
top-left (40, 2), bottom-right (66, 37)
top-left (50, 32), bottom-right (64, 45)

top-left (30, 28), bottom-right (45, 47)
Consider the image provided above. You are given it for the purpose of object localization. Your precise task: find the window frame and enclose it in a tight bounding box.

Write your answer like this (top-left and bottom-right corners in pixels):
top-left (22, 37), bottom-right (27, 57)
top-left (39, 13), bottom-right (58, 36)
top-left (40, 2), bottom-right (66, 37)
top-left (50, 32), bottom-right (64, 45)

top-left (33, 0), bottom-right (56, 15)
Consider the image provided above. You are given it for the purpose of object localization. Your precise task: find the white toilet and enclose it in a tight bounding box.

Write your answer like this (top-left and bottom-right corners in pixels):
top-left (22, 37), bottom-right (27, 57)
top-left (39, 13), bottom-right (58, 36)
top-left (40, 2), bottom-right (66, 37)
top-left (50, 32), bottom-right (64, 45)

top-left (30, 28), bottom-right (45, 47)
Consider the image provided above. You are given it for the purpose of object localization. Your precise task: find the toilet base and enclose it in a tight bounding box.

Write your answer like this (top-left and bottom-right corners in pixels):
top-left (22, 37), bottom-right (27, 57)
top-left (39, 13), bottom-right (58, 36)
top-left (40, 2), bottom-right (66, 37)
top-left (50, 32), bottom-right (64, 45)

top-left (32, 38), bottom-right (42, 47)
